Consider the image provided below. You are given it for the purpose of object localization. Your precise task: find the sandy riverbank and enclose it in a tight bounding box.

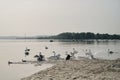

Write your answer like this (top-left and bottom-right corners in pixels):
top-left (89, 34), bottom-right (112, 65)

top-left (21, 57), bottom-right (120, 80)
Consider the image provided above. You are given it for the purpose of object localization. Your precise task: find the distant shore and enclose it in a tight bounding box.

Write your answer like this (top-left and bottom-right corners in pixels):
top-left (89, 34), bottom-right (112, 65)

top-left (0, 32), bottom-right (120, 40)
top-left (21, 57), bottom-right (120, 80)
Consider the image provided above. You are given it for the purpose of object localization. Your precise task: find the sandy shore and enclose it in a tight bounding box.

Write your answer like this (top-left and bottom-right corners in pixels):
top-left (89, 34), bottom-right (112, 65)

top-left (21, 58), bottom-right (120, 80)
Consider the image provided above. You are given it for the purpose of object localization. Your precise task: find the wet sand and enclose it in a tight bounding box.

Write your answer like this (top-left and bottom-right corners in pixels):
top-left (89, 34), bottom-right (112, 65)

top-left (21, 58), bottom-right (120, 80)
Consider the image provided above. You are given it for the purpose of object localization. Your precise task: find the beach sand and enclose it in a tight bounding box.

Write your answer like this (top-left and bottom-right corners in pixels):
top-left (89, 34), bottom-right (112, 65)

top-left (21, 58), bottom-right (120, 80)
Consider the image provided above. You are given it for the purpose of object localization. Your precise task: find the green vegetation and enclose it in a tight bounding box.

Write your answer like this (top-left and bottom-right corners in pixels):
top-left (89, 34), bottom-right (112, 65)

top-left (49, 32), bottom-right (120, 40)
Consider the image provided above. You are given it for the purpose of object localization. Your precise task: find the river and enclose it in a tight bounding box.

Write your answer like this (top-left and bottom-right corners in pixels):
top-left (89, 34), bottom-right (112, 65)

top-left (0, 39), bottom-right (120, 80)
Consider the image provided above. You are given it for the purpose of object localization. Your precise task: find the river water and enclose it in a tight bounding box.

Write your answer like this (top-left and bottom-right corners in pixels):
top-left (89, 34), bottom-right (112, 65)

top-left (0, 39), bottom-right (120, 80)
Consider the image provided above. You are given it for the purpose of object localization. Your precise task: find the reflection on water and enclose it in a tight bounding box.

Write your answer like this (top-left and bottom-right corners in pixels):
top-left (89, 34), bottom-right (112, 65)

top-left (0, 39), bottom-right (120, 80)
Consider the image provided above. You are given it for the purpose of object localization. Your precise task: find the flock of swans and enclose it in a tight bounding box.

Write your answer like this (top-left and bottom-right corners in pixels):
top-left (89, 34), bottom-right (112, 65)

top-left (8, 46), bottom-right (119, 65)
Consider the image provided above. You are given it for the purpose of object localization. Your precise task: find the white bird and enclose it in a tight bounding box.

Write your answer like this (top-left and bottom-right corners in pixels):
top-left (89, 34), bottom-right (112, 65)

top-left (48, 51), bottom-right (61, 60)
top-left (85, 49), bottom-right (95, 59)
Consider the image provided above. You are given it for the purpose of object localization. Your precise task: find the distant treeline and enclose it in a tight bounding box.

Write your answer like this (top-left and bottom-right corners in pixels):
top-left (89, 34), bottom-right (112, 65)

top-left (0, 32), bottom-right (119, 40)
top-left (47, 32), bottom-right (120, 40)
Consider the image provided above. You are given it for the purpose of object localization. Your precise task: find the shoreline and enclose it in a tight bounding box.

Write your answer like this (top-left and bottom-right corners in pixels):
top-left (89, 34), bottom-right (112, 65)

top-left (21, 58), bottom-right (120, 80)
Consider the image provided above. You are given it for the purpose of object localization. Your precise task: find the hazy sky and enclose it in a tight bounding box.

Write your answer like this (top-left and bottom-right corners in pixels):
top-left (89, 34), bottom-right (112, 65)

top-left (0, 0), bottom-right (120, 36)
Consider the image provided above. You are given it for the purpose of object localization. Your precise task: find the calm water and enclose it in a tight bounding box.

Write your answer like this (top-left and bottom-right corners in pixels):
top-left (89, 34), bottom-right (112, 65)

top-left (0, 39), bottom-right (120, 80)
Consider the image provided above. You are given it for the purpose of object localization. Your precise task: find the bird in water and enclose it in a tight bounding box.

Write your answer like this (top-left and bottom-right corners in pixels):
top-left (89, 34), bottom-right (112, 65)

top-left (48, 51), bottom-right (61, 60)
top-left (34, 52), bottom-right (45, 61)
top-left (22, 59), bottom-right (27, 62)
top-left (108, 49), bottom-right (114, 54)
top-left (45, 46), bottom-right (48, 49)
top-left (25, 47), bottom-right (30, 56)
top-left (85, 49), bottom-right (95, 59)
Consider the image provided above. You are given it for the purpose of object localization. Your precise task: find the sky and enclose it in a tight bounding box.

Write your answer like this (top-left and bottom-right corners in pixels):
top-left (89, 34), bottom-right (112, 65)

top-left (0, 0), bottom-right (120, 36)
